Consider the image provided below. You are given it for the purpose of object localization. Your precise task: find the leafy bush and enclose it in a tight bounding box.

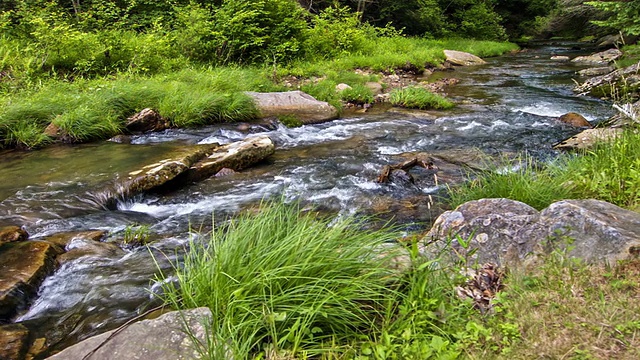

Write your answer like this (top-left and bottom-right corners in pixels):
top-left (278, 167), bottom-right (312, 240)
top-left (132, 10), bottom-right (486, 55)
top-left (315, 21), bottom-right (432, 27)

top-left (210, 0), bottom-right (308, 64)
top-left (303, 5), bottom-right (375, 59)
top-left (390, 87), bottom-right (455, 110)
top-left (587, 0), bottom-right (640, 36)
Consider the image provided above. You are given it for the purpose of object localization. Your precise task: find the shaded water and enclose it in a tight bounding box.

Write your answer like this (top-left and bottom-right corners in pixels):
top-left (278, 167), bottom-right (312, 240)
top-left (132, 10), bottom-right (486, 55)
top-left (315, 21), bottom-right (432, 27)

top-left (0, 44), bottom-right (613, 355)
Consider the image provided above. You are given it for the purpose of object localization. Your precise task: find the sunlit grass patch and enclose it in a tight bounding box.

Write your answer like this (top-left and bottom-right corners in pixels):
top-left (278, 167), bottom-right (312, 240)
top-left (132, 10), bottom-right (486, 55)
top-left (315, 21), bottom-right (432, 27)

top-left (390, 86), bottom-right (455, 110)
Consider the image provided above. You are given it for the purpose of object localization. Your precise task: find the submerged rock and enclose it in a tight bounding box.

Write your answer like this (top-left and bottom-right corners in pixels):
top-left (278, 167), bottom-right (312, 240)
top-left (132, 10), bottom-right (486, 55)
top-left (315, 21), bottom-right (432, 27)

top-left (41, 230), bottom-right (106, 249)
top-left (0, 324), bottom-right (29, 360)
top-left (443, 50), bottom-right (487, 66)
top-left (0, 226), bottom-right (28, 246)
top-left (246, 91), bottom-right (339, 124)
top-left (422, 199), bottom-right (640, 266)
top-left (0, 241), bottom-right (60, 320)
top-left (558, 112), bottom-right (592, 127)
top-left (553, 128), bottom-right (622, 150)
top-left (46, 308), bottom-right (214, 360)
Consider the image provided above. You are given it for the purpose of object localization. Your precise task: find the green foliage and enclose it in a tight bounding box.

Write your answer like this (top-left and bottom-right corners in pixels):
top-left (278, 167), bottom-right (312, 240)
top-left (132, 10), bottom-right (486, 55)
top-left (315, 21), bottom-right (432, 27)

top-left (587, 0), bottom-right (640, 35)
top-left (389, 87), bottom-right (455, 110)
top-left (303, 5), bottom-right (375, 59)
top-left (122, 223), bottom-right (151, 246)
top-left (563, 129), bottom-right (640, 210)
top-left (158, 201), bottom-right (405, 357)
top-left (210, 0), bottom-right (308, 64)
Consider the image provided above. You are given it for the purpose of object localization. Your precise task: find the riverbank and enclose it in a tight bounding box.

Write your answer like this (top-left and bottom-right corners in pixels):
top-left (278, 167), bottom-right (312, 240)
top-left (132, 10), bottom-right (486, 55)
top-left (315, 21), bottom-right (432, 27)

top-left (0, 37), bottom-right (517, 150)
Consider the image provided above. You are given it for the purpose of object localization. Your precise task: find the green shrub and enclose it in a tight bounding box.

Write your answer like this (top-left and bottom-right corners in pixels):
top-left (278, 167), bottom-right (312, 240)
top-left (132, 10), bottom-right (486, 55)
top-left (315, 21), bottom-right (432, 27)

top-left (210, 0), bottom-right (308, 64)
top-left (303, 5), bottom-right (375, 59)
top-left (390, 87), bottom-right (455, 110)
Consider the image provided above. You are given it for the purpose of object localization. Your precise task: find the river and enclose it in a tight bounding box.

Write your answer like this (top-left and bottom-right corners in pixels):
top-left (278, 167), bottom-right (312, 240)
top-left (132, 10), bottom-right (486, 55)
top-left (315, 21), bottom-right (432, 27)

top-left (0, 43), bottom-right (613, 356)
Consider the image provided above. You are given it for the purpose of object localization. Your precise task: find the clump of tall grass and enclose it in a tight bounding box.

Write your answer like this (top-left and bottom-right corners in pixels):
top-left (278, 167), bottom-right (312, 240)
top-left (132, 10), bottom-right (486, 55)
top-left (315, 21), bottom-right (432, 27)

top-left (158, 201), bottom-right (406, 357)
top-left (157, 201), bottom-right (489, 358)
top-left (563, 128), bottom-right (640, 210)
top-left (390, 87), bottom-right (455, 110)
top-left (448, 157), bottom-right (573, 211)
top-left (449, 129), bottom-right (640, 211)
top-left (0, 68), bottom-right (272, 149)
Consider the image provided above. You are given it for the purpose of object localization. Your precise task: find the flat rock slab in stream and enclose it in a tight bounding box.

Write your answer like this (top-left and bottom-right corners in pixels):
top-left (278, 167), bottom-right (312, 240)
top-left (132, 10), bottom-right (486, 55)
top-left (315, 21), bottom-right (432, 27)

top-left (97, 136), bottom-right (274, 208)
top-left (46, 308), bottom-right (214, 360)
top-left (571, 48), bottom-right (623, 66)
top-left (422, 199), bottom-right (640, 267)
top-left (245, 91), bottom-right (339, 124)
top-left (0, 241), bottom-right (60, 319)
top-left (443, 50), bottom-right (487, 66)
top-left (186, 135), bottom-right (275, 182)
top-left (0, 324), bottom-right (30, 360)
top-left (553, 128), bottom-right (622, 150)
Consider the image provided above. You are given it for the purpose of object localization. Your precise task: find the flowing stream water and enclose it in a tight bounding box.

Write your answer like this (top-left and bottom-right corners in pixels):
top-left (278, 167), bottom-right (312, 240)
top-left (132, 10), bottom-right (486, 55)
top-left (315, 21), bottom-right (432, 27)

top-left (0, 43), bottom-right (614, 355)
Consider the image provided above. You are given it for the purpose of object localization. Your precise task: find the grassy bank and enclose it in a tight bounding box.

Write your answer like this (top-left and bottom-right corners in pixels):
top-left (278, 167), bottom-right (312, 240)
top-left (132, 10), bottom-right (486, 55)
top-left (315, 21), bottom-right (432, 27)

top-left (0, 36), bottom-right (517, 150)
top-left (157, 201), bottom-right (640, 359)
top-left (449, 127), bottom-right (640, 212)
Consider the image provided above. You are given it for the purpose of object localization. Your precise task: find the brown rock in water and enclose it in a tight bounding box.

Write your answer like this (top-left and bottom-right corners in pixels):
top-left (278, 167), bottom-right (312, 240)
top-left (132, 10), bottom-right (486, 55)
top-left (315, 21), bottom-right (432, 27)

top-left (558, 112), bottom-right (592, 127)
top-left (577, 66), bottom-right (614, 77)
top-left (125, 108), bottom-right (169, 133)
top-left (0, 324), bottom-right (29, 360)
top-left (246, 91), bottom-right (339, 124)
top-left (56, 239), bottom-right (125, 265)
top-left (42, 230), bottom-right (106, 249)
top-left (443, 50), bottom-right (487, 66)
top-left (0, 241), bottom-right (60, 319)
top-left (187, 135), bottom-right (275, 182)
top-left (0, 226), bottom-right (28, 246)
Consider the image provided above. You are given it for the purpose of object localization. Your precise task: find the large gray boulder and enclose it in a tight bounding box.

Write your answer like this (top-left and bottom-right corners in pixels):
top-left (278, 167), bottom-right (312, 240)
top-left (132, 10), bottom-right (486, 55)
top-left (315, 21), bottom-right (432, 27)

top-left (571, 48), bottom-right (623, 66)
top-left (422, 199), bottom-right (640, 266)
top-left (423, 199), bottom-right (545, 267)
top-left (46, 308), bottom-right (214, 360)
top-left (443, 50), bottom-right (487, 66)
top-left (539, 200), bottom-right (640, 263)
top-left (246, 91), bottom-right (339, 124)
